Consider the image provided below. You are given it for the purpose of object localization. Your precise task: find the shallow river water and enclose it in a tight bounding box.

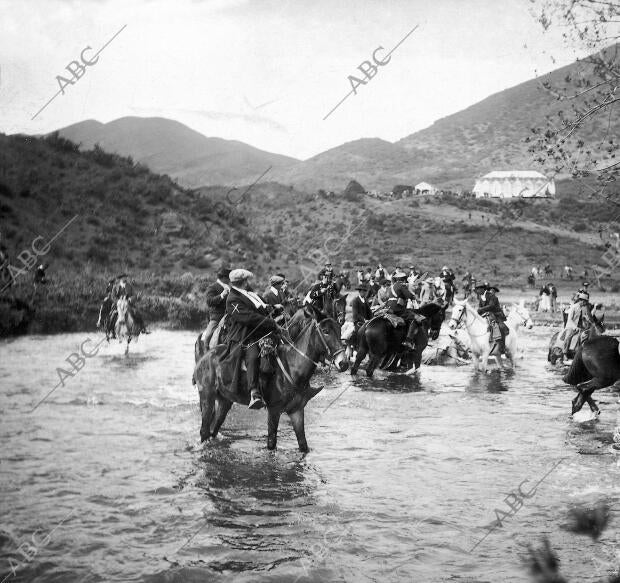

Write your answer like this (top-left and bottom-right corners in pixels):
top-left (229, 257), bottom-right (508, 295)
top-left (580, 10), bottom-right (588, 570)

top-left (0, 327), bottom-right (618, 582)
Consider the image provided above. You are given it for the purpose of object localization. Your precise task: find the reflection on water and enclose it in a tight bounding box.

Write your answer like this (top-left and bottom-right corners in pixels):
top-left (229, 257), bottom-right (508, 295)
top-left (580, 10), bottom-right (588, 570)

top-left (0, 327), bottom-right (618, 583)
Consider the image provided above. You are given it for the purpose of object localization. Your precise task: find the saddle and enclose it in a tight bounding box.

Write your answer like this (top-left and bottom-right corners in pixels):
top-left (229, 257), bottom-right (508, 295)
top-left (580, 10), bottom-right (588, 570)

top-left (370, 308), bottom-right (405, 328)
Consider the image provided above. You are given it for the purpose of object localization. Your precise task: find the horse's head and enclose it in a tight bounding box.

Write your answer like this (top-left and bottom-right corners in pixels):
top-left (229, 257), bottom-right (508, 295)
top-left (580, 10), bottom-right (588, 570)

top-left (334, 295), bottom-right (347, 325)
top-left (448, 300), bottom-right (467, 330)
top-left (510, 304), bottom-right (533, 329)
top-left (303, 304), bottom-right (348, 372)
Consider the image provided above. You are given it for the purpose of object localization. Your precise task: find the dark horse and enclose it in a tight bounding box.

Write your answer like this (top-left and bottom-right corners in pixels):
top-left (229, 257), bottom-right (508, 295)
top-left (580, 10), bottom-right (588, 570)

top-left (194, 305), bottom-right (349, 452)
top-left (350, 303), bottom-right (445, 377)
top-left (563, 335), bottom-right (620, 416)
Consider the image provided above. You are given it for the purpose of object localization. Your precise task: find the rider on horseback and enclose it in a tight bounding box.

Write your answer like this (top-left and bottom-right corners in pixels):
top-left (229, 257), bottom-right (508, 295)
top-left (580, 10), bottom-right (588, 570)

top-left (562, 291), bottom-right (595, 355)
top-left (384, 269), bottom-right (421, 350)
top-left (201, 266), bottom-right (231, 350)
top-left (226, 269), bottom-right (279, 410)
top-left (97, 278), bottom-right (118, 338)
top-left (317, 262), bottom-right (335, 283)
top-left (116, 275), bottom-right (147, 334)
top-left (476, 282), bottom-right (509, 353)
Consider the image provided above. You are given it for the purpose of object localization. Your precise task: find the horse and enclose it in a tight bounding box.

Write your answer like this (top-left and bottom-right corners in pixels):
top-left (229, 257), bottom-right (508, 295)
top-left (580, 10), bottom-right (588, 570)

top-left (448, 300), bottom-right (518, 372)
top-left (563, 335), bottom-right (620, 416)
top-left (194, 305), bottom-right (348, 452)
top-left (115, 297), bottom-right (142, 354)
top-left (350, 306), bottom-right (433, 377)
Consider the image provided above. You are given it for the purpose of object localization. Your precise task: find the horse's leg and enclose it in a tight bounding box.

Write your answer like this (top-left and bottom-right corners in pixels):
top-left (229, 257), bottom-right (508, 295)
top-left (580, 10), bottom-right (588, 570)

top-left (584, 390), bottom-right (600, 416)
top-left (288, 408), bottom-right (308, 453)
top-left (351, 340), bottom-right (368, 375)
top-left (267, 406), bottom-right (281, 450)
top-left (366, 354), bottom-right (381, 377)
top-left (210, 396), bottom-right (232, 438)
top-left (200, 389), bottom-right (215, 442)
top-left (572, 378), bottom-right (601, 415)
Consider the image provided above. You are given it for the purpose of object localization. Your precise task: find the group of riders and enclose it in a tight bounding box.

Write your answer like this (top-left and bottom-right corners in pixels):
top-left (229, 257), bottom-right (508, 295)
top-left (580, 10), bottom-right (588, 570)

top-left (187, 261), bottom-right (514, 409)
top-left (95, 259), bottom-right (605, 408)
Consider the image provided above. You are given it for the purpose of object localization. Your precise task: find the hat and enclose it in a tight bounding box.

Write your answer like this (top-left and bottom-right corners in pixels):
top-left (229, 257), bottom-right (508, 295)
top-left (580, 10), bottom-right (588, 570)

top-left (577, 292), bottom-right (589, 301)
top-left (392, 269), bottom-right (408, 279)
top-left (325, 262), bottom-right (332, 266)
top-left (474, 282), bottom-right (487, 290)
top-left (217, 266), bottom-right (231, 279)
top-left (442, 265), bottom-right (448, 270)
top-left (229, 268), bottom-right (253, 283)
top-left (356, 282), bottom-right (368, 291)
top-left (379, 278), bottom-right (390, 286)
top-left (270, 274), bottom-right (285, 285)
top-left (487, 284), bottom-right (500, 293)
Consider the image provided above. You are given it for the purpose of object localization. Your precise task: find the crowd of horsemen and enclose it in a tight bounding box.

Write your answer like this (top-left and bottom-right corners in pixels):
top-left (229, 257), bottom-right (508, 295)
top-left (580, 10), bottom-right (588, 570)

top-left (98, 262), bottom-right (604, 410)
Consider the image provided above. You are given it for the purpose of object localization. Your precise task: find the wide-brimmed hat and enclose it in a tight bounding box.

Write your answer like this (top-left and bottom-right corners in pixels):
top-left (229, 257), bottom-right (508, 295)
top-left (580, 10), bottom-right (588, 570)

top-left (392, 269), bottom-right (408, 279)
top-left (474, 282), bottom-right (487, 290)
top-left (487, 284), bottom-right (500, 293)
top-left (577, 291), bottom-right (589, 301)
top-left (270, 274), bottom-right (285, 285)
top-left (379, 278), bottom-right (390, 286)
top-left (356, 282), bottom-right (368, 292)
top-left (229, 268), bottom-right (253, 283)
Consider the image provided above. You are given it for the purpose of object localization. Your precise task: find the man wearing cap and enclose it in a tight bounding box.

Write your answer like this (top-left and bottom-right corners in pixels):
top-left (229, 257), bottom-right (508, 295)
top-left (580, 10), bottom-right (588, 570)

top-left (385, 269), bottom-right (420, 349)
top-left (477, 283), bottom-right (508, 352)
top-left (201, 266), bottom-right (231, 350)
top-left (226, 269), bottom-right (278, 409)
top-left (264, 274), bottom-right (287, 325)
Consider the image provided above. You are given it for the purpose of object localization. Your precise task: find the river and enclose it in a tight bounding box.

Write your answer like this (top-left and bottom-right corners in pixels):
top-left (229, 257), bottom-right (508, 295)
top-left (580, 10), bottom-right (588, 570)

top-left (0, 328), bottom-right (618, 582)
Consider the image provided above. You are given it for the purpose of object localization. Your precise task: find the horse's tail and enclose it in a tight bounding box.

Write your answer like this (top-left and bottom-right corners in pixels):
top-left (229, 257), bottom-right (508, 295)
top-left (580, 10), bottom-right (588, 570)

top-left (563, 346), bottom-right (591, 385)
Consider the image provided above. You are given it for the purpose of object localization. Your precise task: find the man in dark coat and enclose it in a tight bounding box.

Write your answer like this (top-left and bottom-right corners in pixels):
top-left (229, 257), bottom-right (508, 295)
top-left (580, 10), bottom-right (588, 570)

top-left (115, 274), bottom-right (147, 333)
top-left (201, 266), bottom-right (231, 350)
top-left (384, 269), bottom-right (421, 349)
top-left (351, 283), bottom-right (372, 328)
top-left (307, 273), bottom-right (337, 312)
top-left (477, 283), bottom-right (508, 352)
top-left (263, 274), bottom-right (286, 325)
top-left (317, 262), bottom-right (335, 283)
top-left (226, 269), bottom-right (278, 409)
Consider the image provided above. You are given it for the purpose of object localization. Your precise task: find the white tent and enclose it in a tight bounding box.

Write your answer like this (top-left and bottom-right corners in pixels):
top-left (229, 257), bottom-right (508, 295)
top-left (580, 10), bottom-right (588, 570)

top-left (415, 181), bottom-right (438, 195)
top-left (472, 171), bottom-right (555, 198)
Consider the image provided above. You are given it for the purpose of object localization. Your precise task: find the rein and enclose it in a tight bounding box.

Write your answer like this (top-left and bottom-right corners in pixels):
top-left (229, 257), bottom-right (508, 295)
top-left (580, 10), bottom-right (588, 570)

top-left (281, 316), bottom-right (344, 368)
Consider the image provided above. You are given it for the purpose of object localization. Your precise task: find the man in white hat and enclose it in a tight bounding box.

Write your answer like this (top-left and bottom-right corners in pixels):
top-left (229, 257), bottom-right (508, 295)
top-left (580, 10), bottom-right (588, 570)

top-left (562, 290), bottom-right (595, 355)
top-left (419, 277), bottom-right (437, 306)
top-left (226, 269), bottom-right (278, 409)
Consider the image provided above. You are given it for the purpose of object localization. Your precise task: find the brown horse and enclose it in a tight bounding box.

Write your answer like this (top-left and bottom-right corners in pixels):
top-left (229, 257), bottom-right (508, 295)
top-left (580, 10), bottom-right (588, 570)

top-left (194, 305), bottom-right (348, 452)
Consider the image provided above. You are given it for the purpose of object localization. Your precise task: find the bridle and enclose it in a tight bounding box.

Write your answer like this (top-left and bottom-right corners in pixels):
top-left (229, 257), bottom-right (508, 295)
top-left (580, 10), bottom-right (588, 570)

top-left (282, 316), bottom-right (344, 366)
top-left (449, 304), bottom-right (467, 329)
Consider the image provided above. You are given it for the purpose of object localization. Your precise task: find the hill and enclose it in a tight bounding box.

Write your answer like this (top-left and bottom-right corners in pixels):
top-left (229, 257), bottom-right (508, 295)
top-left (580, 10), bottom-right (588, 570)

top-left (0, 132), bottom-right (279, 334)
top-left (56, 117), bottom-right (299, 188)
top-left (269, 45), bottom-right (619, 192)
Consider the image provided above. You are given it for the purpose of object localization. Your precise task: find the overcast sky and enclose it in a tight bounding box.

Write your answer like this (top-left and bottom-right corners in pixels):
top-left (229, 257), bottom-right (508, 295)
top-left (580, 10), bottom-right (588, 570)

top-left (0, 0), bottom-right (598, 160)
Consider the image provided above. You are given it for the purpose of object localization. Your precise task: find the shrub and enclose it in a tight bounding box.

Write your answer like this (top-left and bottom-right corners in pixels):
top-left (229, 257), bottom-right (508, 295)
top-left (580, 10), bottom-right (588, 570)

top-left (573, 222), bottom-right (587, 232)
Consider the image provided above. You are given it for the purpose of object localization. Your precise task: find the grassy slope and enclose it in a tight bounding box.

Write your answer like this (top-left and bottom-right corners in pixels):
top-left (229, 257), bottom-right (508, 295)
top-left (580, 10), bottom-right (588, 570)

top-left (0, 133), bottom-right (278, 334)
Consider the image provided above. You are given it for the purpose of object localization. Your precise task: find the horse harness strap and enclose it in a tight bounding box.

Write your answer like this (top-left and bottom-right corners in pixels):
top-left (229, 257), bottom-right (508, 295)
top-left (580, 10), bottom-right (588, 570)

top-left (276, 355), bottom-right (295, 385)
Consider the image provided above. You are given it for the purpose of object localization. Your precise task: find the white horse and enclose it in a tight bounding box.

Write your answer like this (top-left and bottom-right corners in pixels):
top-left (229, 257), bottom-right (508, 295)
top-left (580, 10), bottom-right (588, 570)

top-left (115, 297), bottom-right (141, 355)
top-left (448, 300), bottom-right (530, 372)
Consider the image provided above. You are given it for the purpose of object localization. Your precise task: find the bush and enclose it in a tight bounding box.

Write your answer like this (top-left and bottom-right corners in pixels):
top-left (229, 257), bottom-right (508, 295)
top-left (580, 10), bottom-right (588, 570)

top-left (573, 222), bottom-right (587, 232)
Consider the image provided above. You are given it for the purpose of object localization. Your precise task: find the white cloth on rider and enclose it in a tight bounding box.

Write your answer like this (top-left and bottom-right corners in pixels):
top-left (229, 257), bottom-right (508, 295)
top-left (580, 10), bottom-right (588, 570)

top-left (231, 285), bottom-right (267, 309)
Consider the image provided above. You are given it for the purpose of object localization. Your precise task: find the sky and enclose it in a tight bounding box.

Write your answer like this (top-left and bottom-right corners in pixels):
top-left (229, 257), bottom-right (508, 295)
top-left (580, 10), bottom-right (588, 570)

top-left (0, 0), bottom-right (601, 160)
